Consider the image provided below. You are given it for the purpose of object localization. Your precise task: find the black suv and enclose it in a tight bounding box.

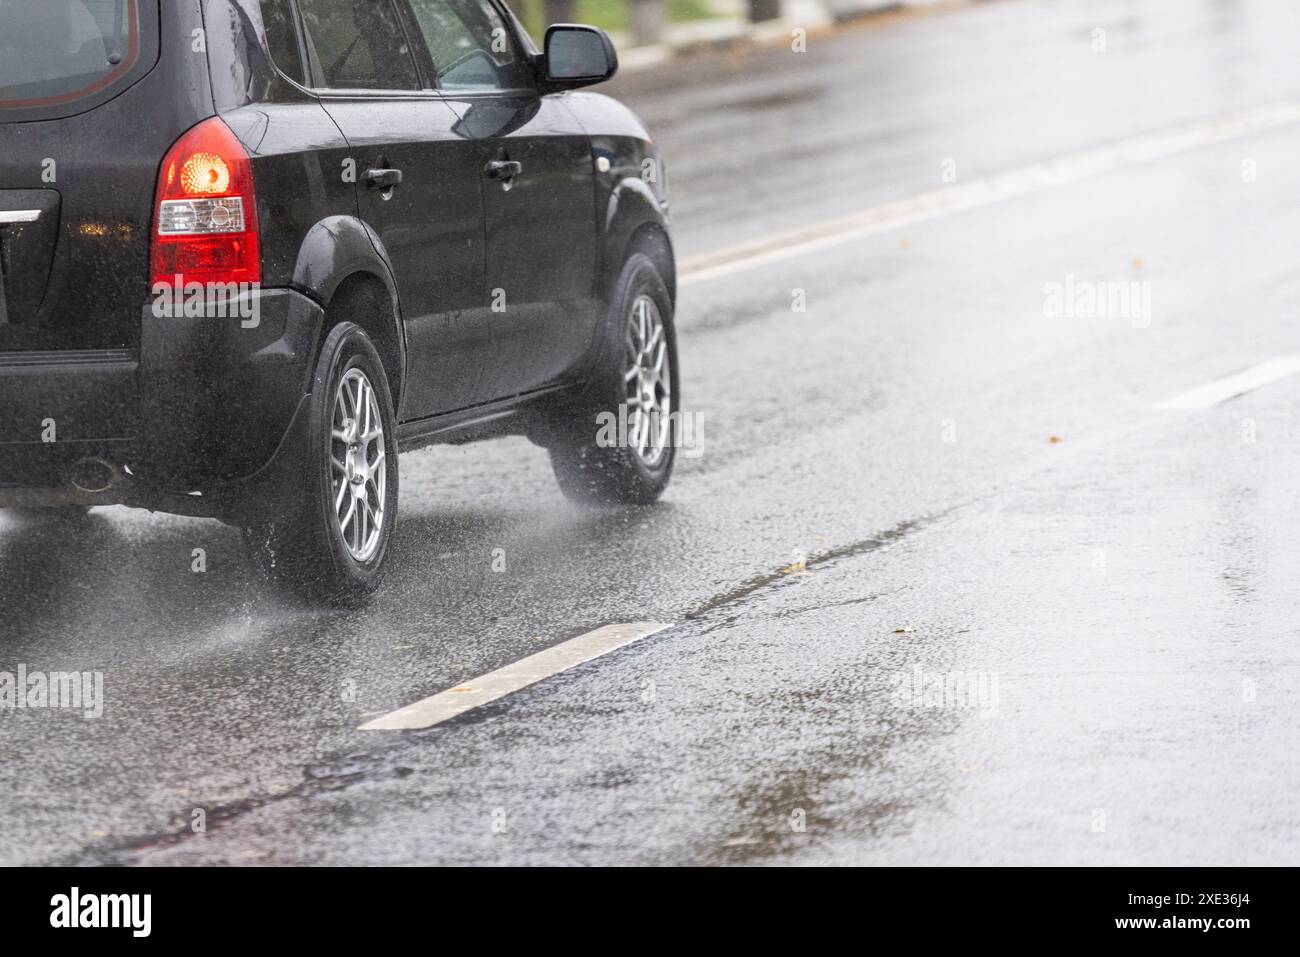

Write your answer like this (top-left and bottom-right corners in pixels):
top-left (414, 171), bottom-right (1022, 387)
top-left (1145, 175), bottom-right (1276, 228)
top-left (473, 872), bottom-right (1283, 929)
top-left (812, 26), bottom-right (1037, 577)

top-left (0, 0), bottom-right (678, 601)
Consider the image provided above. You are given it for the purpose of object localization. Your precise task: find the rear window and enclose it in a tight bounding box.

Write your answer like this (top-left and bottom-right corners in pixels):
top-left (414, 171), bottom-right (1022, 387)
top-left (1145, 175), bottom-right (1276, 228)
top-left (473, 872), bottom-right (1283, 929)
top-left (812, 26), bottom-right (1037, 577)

top-left (0, 0), bottom-right (154, 112)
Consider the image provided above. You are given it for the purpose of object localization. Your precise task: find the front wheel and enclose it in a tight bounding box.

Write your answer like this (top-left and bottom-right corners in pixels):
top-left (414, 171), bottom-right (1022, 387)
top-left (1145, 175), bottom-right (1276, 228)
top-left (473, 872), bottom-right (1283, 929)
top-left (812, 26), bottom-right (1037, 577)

top-left (549, 252), bottom-right (680, 506)
top-left (242, 322), bottom-right (399, 605)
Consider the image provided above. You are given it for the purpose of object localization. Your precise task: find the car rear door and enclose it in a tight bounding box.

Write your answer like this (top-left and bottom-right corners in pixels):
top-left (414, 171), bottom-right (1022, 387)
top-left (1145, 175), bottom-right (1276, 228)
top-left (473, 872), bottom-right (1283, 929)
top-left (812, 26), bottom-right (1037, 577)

top-left (296, 0), bottom-right (488, 419)
top-left (400, 0), bottom-right (600, 402)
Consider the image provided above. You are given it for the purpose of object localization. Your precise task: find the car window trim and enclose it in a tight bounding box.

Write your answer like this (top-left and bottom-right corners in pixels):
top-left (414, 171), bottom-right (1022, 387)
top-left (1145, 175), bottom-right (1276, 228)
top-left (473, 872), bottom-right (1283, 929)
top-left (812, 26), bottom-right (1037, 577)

top-left (286, 0), bottom-right (327, 87)
top-left (291, 0), bottom-right (424, 93)
top-left (430, 86), bottom-right (540, 99)
top-left (391, 0), bottom-right (439, 90)
top-left (242, 0), bottom-right (316, 94)
top-left (396, 0), bottom-right (541, 97)
top-left (279, 0), bottom-right (314, 86)
top-left (487, 0), bottom-right (539, 57)
top-left (480, 0), bottom-right (540, 93)
top-left (309, 88), bottom-right (457, 101)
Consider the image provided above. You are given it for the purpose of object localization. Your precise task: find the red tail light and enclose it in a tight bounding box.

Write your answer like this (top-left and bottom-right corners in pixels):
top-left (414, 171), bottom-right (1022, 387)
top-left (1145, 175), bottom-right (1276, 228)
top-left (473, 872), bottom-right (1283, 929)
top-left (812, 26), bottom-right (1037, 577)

top-left (151, 117), bottom-right (260, 288)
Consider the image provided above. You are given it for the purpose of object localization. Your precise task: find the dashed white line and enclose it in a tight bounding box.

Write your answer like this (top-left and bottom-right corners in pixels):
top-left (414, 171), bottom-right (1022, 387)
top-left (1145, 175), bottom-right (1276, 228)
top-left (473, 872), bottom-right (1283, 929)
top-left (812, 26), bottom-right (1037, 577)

top-left (1155, 355), bottom-right (1300, 411)
top-left (358, 622), bottom-right (673, 731)
top-left (363, 107), bottom-right (1300, 732)
top-left (679, 101), bottom-right (1300, 286)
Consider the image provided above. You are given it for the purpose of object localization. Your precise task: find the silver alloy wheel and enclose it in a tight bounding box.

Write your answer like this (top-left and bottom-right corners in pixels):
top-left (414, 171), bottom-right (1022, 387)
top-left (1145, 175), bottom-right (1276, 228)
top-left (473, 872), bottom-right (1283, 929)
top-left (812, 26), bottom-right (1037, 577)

top-left (330, 367), bottom-right (386, 562)
top-left (624, 294), bottom-right (673, 468)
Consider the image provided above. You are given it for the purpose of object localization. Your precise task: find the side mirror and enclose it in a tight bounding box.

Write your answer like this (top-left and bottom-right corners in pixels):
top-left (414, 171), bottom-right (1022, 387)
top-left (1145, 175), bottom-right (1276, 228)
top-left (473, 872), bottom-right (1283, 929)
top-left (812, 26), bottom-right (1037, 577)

top-left (542, 24), bottom-right (618, 90)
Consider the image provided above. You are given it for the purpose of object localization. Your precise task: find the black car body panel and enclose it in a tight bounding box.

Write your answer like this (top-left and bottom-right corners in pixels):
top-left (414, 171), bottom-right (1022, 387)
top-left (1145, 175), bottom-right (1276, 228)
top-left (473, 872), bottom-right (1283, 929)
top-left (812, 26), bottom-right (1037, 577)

top-left (318, 93), bottom-right (491, 417)
top-left (0, 2), bottom-right (209, 354)
top-left (0, 0), bottom-right (673, 521)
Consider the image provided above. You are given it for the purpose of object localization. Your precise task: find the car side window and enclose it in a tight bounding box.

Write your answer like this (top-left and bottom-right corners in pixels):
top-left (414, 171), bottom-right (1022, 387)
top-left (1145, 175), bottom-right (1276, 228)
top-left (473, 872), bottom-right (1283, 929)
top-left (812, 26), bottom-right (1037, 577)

top-left (259, 0), bottom-right (306, 83)
top-left (296, 0), bottom-right (421, 91)
top-left (403, 0), bottom-right (532, 92)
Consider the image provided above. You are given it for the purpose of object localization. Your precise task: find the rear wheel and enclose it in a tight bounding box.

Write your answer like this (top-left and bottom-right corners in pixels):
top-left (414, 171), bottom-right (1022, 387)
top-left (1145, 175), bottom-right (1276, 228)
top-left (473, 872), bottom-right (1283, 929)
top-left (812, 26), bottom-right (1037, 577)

top-left (242, 322), bottom-right (398, 604)
top-left (549, 253), bottom-right (679, 506)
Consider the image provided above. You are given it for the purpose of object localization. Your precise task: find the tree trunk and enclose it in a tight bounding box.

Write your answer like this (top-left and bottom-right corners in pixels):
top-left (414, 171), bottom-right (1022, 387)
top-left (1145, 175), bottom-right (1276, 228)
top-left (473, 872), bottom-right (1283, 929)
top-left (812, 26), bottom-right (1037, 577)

top-left (630, 0), bottom-right (665, 47)
top-left (749, 0), bottom-right (782, 23)
top-left (544, 0), bottom-right (576, 25)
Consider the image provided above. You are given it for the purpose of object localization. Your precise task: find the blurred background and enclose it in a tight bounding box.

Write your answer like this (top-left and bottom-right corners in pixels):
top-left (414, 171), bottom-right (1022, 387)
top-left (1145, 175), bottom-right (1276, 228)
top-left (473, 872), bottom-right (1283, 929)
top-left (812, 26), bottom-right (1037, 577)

top-left (523, 0), bottom-right (903, 51)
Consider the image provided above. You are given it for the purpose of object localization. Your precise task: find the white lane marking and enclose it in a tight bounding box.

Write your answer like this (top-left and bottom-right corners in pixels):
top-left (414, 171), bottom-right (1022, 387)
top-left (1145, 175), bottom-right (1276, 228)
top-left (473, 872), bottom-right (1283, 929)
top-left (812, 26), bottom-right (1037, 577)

top-left (679, 101), bottom-right (1300, 286)
top-left (1155, 356), bottom-right (1300, 411)
top-left (358, 622), bottom-right (672, 731)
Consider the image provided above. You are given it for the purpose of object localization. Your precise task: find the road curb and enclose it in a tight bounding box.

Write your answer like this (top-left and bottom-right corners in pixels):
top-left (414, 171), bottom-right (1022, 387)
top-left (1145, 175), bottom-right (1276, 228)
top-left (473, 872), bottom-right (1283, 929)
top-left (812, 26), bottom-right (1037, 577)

top-left (614, 0), bottom-right (974, 73)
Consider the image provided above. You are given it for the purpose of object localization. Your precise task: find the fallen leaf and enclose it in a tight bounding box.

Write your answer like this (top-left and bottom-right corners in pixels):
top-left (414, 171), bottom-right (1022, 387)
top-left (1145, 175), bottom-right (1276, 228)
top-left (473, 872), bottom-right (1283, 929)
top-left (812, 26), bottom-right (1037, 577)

top-left (894, 626), bottom-right (915, 634)
top-left (1049, 435), bottom-right (1061, 444)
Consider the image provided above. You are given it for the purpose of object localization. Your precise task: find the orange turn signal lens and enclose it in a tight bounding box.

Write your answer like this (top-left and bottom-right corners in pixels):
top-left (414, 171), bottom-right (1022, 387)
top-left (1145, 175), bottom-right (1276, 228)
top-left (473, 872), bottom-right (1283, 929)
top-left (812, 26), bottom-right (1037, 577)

top-left (179, 151), bottom-right (231, 196)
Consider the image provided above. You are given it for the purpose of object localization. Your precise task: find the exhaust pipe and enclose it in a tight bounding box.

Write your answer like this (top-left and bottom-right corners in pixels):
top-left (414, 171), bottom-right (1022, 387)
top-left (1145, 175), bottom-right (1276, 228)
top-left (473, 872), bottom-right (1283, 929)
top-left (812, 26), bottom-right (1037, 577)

top-left (69, 457), bottom-right (119, 495)
top-left (0, 458), bottom-right (130, 509)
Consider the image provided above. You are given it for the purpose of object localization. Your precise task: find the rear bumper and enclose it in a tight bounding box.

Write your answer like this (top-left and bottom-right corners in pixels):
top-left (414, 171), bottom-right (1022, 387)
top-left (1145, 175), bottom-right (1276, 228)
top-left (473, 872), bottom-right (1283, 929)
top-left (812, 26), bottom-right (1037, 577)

top-left (0, 287), bottom-right (323, 516)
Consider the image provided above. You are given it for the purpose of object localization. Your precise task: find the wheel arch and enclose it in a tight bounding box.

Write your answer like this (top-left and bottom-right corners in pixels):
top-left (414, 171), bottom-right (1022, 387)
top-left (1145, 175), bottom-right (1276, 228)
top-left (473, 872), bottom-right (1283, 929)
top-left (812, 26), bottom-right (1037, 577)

top-left (292, 216), bottom-right (407, 411)
top-left (601, 178), bottom-right (676, 308)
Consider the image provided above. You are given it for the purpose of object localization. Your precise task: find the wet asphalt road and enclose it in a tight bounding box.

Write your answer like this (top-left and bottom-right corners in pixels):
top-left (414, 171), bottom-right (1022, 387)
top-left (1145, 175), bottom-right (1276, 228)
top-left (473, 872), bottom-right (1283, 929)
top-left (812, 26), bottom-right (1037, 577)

top-left (3, 0), bottom-right (1300, 866)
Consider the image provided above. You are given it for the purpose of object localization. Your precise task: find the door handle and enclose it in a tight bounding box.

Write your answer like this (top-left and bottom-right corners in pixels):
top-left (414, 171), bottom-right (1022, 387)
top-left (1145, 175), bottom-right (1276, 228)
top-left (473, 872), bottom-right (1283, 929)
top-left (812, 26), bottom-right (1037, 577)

top-left (484, 159), bottom-right (523, 181)
top-left (364, 168), bottom-right (403, 191)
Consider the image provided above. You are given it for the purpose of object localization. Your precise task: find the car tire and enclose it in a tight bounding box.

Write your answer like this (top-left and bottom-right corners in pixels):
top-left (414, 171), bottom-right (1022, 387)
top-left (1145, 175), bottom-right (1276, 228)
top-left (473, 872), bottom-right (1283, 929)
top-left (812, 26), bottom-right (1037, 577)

top-left (548, 252), bottom-right (679, 506)
top-left (242, 321), bottom-right (399, 605)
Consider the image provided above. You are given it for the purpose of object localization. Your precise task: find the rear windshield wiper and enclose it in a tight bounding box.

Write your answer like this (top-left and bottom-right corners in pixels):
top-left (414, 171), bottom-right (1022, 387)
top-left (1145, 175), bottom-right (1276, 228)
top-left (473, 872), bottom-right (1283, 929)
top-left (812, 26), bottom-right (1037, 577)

top-left (107, 0), bottom-right (126, 65)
